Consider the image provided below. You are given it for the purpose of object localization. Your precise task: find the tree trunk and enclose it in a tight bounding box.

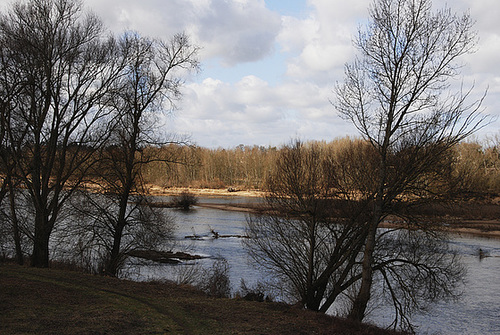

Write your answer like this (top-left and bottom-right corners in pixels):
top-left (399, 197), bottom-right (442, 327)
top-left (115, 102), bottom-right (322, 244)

top-left (31, 213), bottom-right (50, 268)
top-left (105, 225), bottom-right (124, 276)
top-left (305, 219), bottom-right (320, 310)
top-left (8, 180), bottom-right (23, 265)
top-left (104, 189), bottom-right (130, 276)
top-left (348, 219), bottom-right (377, 321)
top-left (348, 141), bottom-right (387, 320)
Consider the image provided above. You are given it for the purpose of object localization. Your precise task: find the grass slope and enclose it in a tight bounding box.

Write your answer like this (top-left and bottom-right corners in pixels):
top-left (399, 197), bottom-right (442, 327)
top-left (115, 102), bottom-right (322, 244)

top-left (0, 264), bottom-right (402, 335)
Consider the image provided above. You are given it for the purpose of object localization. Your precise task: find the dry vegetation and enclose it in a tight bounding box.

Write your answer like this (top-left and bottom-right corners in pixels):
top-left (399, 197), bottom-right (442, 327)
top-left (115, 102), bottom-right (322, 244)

top-left (140, 138), bottom-right (500, 240)
top-left (0, 264), bottom-right (404, 335)
top-left (142, 138), bottom-right (500, 199)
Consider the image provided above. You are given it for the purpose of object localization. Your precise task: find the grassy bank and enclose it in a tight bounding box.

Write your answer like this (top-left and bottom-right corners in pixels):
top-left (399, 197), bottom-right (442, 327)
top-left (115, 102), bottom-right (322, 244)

top-left (0, 264), bottom-right (402, 335)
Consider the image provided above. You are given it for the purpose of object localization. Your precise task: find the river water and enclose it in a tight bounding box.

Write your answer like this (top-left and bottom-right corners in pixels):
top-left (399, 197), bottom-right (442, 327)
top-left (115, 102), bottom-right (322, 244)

top-left (124, 196), bottom-right (500, 335)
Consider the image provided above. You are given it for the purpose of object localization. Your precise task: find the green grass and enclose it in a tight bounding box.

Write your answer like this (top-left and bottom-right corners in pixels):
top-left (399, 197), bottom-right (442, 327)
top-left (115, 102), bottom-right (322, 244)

top-left (0, 264), bottom-right (402, 334)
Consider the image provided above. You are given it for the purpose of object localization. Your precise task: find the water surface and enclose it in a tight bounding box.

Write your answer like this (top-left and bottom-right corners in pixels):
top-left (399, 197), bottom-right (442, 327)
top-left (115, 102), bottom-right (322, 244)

top-left (126, 196), bottom-right (500, 334)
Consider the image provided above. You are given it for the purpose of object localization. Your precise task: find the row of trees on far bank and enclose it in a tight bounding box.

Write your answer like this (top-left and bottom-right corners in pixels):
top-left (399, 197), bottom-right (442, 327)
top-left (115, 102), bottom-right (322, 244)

top-left (0, 0), bottom-right (198, 274)
top-left (140, 138), bottom-right (500, 197)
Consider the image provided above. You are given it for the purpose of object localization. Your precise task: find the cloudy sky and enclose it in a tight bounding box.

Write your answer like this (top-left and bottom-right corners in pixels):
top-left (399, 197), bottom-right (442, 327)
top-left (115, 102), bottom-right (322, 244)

top-left (3, 0), bottom-right (500, 148)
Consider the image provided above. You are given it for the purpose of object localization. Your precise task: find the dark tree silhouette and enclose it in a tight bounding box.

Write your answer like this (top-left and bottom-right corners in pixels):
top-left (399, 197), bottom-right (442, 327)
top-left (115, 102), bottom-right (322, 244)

top-left (82, 32), bottom-right (199, 276)
top-left (0, 0), bottom-right (124, 267)
top-left (335, 0), bottom-right (487, 329)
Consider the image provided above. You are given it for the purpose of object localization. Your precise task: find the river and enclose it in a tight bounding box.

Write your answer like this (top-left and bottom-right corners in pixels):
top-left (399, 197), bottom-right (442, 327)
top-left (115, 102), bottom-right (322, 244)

top-left (123, 196), bottom-right (500, 335)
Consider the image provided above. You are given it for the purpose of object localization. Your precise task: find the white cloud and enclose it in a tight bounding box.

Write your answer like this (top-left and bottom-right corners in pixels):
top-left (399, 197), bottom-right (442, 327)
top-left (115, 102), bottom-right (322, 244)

top-left (85, 0), bottom-right (281, 66)
top-left (181, 76), bottom-right (284, 124)
top-left (174, 72), bottom-right (349, 147)
top-left (278, 15), bottom-right (318, 53)
top-left (277, 0), bottom-right (367, 83)
top-left (0, 0), bottom-right (498, 147)
top-left (193, 0), bottom-right (281, 65)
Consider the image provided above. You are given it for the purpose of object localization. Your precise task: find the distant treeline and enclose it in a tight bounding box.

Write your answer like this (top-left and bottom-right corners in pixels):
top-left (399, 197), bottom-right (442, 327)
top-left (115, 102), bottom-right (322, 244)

top-left (141, 137), bottom-right (500, 198)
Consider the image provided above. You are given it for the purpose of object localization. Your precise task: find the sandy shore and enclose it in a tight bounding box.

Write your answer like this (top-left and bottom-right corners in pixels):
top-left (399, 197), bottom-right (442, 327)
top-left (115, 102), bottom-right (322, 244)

top-left (147, 185), bottom-right (266, 198)
top-left (441, 220), bottom-right (500, 239)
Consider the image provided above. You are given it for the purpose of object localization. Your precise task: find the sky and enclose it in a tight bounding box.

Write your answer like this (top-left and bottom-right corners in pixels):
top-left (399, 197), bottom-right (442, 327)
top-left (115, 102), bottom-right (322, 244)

top-left (2, 0), bottom-right (500, 148)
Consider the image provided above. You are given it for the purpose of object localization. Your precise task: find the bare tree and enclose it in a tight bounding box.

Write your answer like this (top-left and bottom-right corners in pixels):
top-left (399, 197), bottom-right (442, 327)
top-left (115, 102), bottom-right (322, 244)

top-left (335, 0), bottom-right (487, 327)
top-left (245, 141), bottom-right (370, 312)
top-left (0, 55), bottom-right (23, 264)
top-left (0, 0), bottom-right (124, 267)
top-left (83, 32), bottom-right (199, 276)
top-left (246, 137), bottom-right (467, 331)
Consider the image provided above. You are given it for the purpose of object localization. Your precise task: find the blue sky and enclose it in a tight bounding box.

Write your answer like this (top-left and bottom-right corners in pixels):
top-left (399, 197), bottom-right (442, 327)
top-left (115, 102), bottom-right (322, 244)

top-left (1, 0), bottom-right (499, 148)
top-left (265, 0), bottom-right (309, 17)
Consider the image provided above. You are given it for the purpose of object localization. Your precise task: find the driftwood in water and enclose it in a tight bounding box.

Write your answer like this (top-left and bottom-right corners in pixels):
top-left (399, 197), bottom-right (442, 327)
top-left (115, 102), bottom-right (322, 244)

top-left (184, 234), bottom-right (250, 240)
top-left (185, 228), bottom-right (250, 240)
top-left (128, 250), bottom-right (205, 264)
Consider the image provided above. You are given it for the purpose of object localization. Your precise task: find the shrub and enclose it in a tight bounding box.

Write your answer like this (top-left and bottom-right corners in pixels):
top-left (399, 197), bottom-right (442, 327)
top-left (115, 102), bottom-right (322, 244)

top-left (198, 259), bottom-right (231, 298)
top-left (236, 279), bottom-right (274, 302)
top-left (170, 191), bottom-right (198, 210)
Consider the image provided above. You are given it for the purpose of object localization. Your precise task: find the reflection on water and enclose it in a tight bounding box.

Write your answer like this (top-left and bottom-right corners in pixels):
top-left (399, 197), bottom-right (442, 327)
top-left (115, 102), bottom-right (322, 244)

top-left (413, 237), bottom-right (500, 335)
top-left (364, 235), bottom-right (500, 334)
top-left (125, 197), bottom-right (500, 335)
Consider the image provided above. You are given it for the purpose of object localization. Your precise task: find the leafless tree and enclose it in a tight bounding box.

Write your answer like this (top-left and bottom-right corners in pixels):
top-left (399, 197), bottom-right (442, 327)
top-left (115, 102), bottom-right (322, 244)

top-left (67, 190), bottom-right (175, 275)
top-left (0, 75), bottom-right (23, 263)
top-left (245, 141), bottom-right (369, 312)
top-left (0, 0), bottom-right (124, 267)
top-left (246, 138), bottom-right (466, 331)
top-left (83, 32), bottom-right (199, 276)
top-left (335, 0), bottom-right (487, 328)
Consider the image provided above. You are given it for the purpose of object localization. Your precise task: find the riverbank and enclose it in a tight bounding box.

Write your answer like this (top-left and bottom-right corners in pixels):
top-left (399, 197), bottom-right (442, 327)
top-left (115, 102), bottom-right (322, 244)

top-left (149, 186), bottom-right (500, 239)
top-left (0, 264), bottom-right (402, 335)
top-left (147, 185), bottom-right (266, 198)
